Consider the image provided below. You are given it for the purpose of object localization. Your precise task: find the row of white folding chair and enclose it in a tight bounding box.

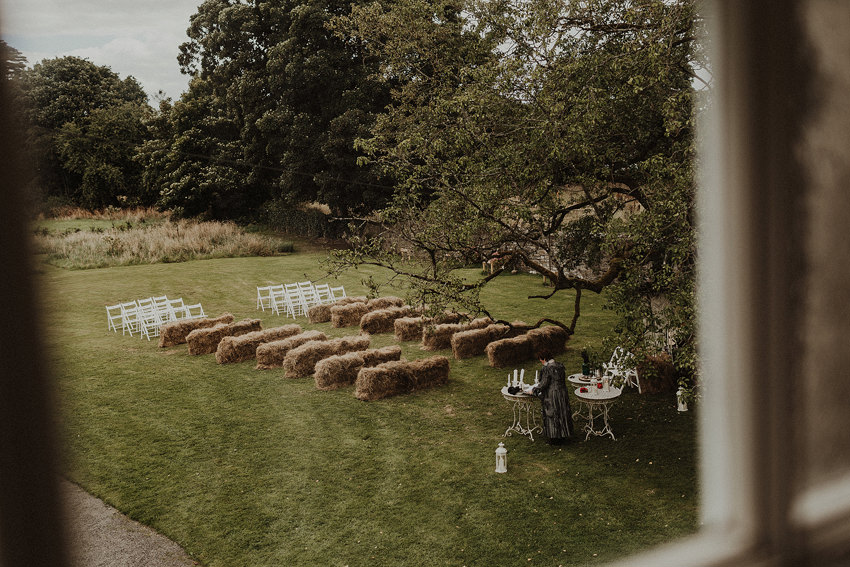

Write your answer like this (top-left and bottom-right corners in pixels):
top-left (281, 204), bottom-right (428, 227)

top-left (257, 281), bottom-right (347, 317)
top-left (106, 296), bottom-right (205, 339)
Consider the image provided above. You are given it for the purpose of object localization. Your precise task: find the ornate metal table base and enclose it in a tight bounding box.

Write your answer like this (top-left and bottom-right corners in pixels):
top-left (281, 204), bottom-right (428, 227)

top-left (501, 387), bottom-right (542, 441)
top-left (574, 387), bottom-right (622, 441)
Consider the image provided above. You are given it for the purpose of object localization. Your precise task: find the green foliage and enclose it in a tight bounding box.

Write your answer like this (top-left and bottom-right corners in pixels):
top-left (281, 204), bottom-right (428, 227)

top-left (146, 0), bottom-right (395, 220)
top-left (331, 0), bottom-right (702, 388)
top-left (18, 56), bottom-right (151, 208)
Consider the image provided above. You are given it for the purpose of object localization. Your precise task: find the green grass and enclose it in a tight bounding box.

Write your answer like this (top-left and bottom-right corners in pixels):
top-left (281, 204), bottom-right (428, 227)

top-left (39, 253), bottom-right (698, 566)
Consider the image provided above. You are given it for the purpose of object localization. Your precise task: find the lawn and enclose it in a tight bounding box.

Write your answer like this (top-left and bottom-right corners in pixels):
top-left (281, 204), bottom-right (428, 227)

top-left (38, 250), bottom-right (698, 566)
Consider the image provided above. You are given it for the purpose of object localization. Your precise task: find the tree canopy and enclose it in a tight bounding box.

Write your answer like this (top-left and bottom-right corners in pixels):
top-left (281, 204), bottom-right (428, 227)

top-left (18, 56), bottom-right (152, 208)
top-left (329, 0), bottom-right (704, 384)
top-left (142, 0), bottom-right (395, 219)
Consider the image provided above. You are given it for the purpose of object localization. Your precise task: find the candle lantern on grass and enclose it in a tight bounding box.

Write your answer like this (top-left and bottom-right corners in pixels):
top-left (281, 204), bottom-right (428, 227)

top-left (495, 442), bottom-right (507, 473)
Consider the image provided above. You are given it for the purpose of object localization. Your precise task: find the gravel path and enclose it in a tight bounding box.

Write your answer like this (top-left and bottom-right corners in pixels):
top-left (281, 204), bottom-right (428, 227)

top-left (62, 480), bottom-right (198, 567)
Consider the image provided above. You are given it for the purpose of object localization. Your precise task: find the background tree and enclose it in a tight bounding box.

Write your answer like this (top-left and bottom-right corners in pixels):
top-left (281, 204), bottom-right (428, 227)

top-left (19, 56), bottom-right (150, 208)
top-left (161, 0), bottom-right (394, 220)
top-left (330, 0), bottom-right (703, 384)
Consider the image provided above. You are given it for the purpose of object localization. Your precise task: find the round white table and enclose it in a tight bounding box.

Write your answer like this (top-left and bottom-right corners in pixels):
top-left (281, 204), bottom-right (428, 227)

top-left (500, 386), bottom-right (542, 441)
top-left (573, 386), bottom-right (622, 440)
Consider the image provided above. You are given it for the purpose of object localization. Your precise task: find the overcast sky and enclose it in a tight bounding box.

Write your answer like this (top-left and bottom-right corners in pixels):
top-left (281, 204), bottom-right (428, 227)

top-left (1, 0), bottom-right (201, 100)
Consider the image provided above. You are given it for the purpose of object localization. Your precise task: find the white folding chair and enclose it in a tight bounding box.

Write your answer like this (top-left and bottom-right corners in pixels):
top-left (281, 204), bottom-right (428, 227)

top-left (120, 301), bottom-right (140, 336)
top-left (257, 285), bottom-right (273, 311)
top-left (285, 283), bottom-right (308, 316)
top-left (298, 281), bottom-right (321, 309)
top-left (106, 303), bottom-right (123, 332)
top-left (138, 302), bottom-right (163, 340)
top-left (168, 298), bottom-right (189, 319)
top-left (329, 286), bottom-right (346, 301)
top-left (314, 283), bottom-right (333, 304)
top-left (151, 295), bottom-right (175, 323)
top-left (185, 303), bottom-right (205, 319)
top-left (603, 346), bottom-right (641, 393)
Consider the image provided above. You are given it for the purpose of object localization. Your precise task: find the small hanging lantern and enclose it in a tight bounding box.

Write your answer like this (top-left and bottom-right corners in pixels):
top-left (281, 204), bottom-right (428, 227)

top-left (677, 387), bottom-right (689, 412)
top-left (495, 442), bottom-right (507, 473)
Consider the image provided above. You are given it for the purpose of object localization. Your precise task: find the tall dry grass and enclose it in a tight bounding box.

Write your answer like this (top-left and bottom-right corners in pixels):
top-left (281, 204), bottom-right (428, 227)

top-left (39, 206), bottom-right (168, 223)
top-left (34, 218), bottom-right (294, 269)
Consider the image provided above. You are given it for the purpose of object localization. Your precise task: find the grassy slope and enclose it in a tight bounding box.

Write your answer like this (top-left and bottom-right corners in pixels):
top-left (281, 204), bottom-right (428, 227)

top-left (39, 254), bottom-right (697, 566)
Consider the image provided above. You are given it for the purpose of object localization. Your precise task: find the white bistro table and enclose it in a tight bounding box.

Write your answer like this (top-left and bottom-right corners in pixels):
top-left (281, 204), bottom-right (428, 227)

top-left (500, 386), bottom-right (542, 441)
top-left (573, 386), bottom-right (622, 440)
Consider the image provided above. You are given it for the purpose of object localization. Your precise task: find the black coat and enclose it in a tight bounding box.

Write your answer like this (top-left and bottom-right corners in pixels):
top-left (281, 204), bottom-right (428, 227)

top-left (533, 361), bottom-right (574, 440)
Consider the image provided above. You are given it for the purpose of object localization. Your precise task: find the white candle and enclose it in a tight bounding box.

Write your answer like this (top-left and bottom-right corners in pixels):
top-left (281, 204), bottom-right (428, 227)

top-left (520, 369), bottom-right (525, 382)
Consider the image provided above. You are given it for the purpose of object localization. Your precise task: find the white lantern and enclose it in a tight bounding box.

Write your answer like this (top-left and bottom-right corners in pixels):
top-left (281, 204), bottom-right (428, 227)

top-left (495, 442), bottom-right (507, 473)
top-left (677, 387), bottom-right (689, 412)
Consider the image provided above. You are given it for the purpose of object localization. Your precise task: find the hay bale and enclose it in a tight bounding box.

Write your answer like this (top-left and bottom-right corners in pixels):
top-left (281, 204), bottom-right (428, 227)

top-left (422, 317), bottom-right (492, 351)
top-left (158, 313), bottom-right (234, 347)
top-left (408, 355), bottom-right (451, 390)
top-left (451, 324), bottom-right (511, 360)
top-left (313, 345), bottom-right (402, 391)
top-left (331, 302), bottom-right (370, 328)
top-left (314, 351), bottom-right (366, 391)
top-left (394, 317), bottom-right (426, 342)
top-left (256, 330), bottom-right (328, 369)
top-left (215, 324), bottom-right (302, 364)
top-left (360, 345), bottom-right (403, 367)
top-left (394, 312), bottom-right (466, 342)
top-left (186, 319), bottom-right (261, 355)
top-left (366, 296), bottom-right (405, 310)
top-left (354, 360), bottom-right (414, 401)
top-left (485, 335), bottom-right (536, 368)
top-left (360, 306), bottom-right (418, 335)
top-left (283, 335), bottom-right (371, 378)
top-left (526, 325), bottom-right (569, 356)
top-left (307, 296), bottom-right (367, 323)
top-left (354, 355), bottom-right (450, 401)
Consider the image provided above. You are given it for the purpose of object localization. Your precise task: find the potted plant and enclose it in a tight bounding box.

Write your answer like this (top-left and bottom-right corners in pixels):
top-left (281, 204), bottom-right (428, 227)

top-left (580, 348), bottom-right (591, 376)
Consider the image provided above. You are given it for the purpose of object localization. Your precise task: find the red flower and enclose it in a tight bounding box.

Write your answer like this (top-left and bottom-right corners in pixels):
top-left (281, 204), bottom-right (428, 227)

top-left (596, 383), bottom-right (603, 389)
top-left (579, 387), bottom-right (588, 393)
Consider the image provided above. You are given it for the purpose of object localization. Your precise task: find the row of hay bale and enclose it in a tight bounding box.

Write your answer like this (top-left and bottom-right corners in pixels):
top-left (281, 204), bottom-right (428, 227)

top-left (450, 322), bottom-right (532, 360)
top-left (215, 324), bottom-right (302, 364)
top-left (393, 312), bottom-right (467, 342)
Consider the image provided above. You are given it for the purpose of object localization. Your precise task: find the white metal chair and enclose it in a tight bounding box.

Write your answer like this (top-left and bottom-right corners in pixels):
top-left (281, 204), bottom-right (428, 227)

top-left (285, 283), bottom-right (308, 316)
top-left (603, 346), bottom-right (641, 393)
top-left (106, 303), bottom-right (123, 332)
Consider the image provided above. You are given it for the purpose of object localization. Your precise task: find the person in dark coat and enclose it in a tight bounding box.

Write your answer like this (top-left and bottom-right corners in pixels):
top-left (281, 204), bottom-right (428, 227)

top-left (531, 349), bottom-right (574, 444)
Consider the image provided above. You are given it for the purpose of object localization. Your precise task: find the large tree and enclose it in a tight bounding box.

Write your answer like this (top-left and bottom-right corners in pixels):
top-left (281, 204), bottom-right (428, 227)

top-left (156, 0), bottom-right (394, 219)
top-left (330, 0), bottom-right (704, 383)
top-left (19, 56), bottom-right (151, 208)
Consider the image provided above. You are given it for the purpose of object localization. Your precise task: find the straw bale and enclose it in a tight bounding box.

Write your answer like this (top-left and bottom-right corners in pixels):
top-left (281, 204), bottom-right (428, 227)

top-left (186, 319), bottom-right (261, 355)
top-left (312, 343), bottom-right (399, 390)
top-left (307, 296), bottom-right (367, 323)
top-left (421, 317), bottom-right (493, 351)
top-left (366, 296), bottom-right (405, 310)
top-left (360, 306), bottom-right (418, 335)
top-left (360, 345), bottom-right (402, 367)
top-left (215, 324), bottom-right (302, 364)
top-left (255, 330), bottom-right (327, 369)
top-left (451, 324), bottom-right (510, 360)
top-left (485, 335), bottom-right (536, 368)
top-left (331, 302), bottom-right (370, 328)
top-left (394, 317), bottom-right (426, 342)
top-left (408, 355), bottom-right (451, 390)
top-left (354, 360), bottom-right (414, 401)
top-left (526, 326), bottom-right (569, 356)
top-left (283, 335), bottom-right (371, 378)
top-left (158, 313), bottom-right (234, 347)
top-left (314, 351), bottom-right (366, 390)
